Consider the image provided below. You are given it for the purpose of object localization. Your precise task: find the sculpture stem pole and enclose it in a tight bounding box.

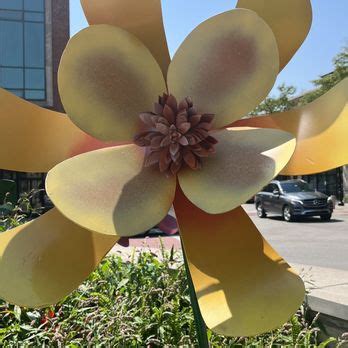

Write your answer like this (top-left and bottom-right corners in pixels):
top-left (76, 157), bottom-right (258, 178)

top-left (181, 240), bottom-right (209, 348)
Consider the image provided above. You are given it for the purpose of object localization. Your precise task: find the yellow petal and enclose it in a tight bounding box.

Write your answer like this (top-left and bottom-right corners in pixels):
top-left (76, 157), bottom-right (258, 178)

top-left (178, 128), bottom-right (295, 214)
top-left (231, 78), bottom-right (348, 175)
top-left (167, 9), bottom-right (279, 129)
top-left (0, 209), bottom-right (117, 308)
top-left (59, 25), bottom-right (167, 142)
top-left (0, 88), bottom-right (115, 173)
top-left (174, 187), bottom-right (305, 337)
top-left (80, 0), bottom-right (170, 77)
top-left (237, 0), bottom-right (312, 71)
top-left (46, 145), bottom-right (176, 237)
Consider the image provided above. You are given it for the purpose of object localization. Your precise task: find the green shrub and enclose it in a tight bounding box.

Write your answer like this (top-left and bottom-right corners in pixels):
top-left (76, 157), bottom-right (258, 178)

top-left (0, 195), bottom-right (346, 347)
top-left (0, 247), bottom-right (345, 347)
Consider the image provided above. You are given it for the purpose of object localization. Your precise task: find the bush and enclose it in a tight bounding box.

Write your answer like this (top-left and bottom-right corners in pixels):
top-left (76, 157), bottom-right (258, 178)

top-left (0, 195), bottom-right (346, 346)
top-left (0, 247), bottom-right (345, 347)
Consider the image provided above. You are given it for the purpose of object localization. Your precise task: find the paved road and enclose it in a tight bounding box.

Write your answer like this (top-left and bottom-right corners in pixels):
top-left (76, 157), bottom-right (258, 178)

top-left (113, 204), bottom-right (348, 271)
top-left (244, 204), bottom-right (348, 271)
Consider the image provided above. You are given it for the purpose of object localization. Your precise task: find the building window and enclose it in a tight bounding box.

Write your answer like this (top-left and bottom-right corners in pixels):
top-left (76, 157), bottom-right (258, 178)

top-left (0, 0), bottom-right (46, 101)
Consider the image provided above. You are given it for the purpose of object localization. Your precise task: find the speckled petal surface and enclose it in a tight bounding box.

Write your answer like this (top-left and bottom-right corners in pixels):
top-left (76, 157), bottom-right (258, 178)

top-left (237, 0), bottom-right (312, 71)
top-left (0, 88), bottom-right (118, 173)
top-left (81, 0), bottom-right (170, 76)
top-left (58, 25), bottom-right (166, 142)
top-left (231, 78), bottom-right (348, 175)
top-left (178, 127), bottom-right (296, 214)
top-left (167, 9), bottom-right (279, 129)
top-left (46, 145), bottom-right (176, 237)
top-left (0, 209), bottom-right (117, 308)
top-left (174, 187), bottom-right (305, 337)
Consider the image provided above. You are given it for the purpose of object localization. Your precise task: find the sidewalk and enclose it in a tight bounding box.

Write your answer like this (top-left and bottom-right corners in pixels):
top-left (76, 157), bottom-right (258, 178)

top-left (293, 263), bottom-right (348, 337)
top-left (293, 264), bottom-right (348, 319)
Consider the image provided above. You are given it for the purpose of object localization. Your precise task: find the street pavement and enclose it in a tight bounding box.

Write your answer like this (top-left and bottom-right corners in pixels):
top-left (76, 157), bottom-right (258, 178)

top-left (112, 204), bottom-right (348, 271)
top-left (244, 203), bottom-right (348, 271)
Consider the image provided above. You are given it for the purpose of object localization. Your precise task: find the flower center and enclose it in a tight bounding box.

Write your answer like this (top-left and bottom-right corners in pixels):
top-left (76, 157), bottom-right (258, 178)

top-left (133, 93), bottom-right (218, 175)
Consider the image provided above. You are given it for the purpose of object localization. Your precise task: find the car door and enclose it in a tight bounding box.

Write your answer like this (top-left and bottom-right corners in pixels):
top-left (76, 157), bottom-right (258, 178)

top-left (260, 184), bottom-right (273, 212)
top-left (270, 183), bottom-right (283, 214)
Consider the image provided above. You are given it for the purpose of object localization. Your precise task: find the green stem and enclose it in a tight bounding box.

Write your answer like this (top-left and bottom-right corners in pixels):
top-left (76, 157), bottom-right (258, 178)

top-left (181, 241), bottom-right (209, 348)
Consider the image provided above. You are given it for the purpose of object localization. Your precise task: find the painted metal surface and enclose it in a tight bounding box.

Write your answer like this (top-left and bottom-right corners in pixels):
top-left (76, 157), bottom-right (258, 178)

top-left (178, 127), bottom-right (296, 214)
top-left (0, 0), bottom-right (347, 338)
top-left (231, 79), bottom-right (348, 175)
top-left (80, 0), bottom-right (170, 77)
top-left (0, 209), bottom-right (118, 308)
top-left (167, 9), bottom-right (279, 129)
top-left (46, 145), bottom-right (176, 237)
top-left (58, 25), bottom-right (166, 142)
top-left (0, 88), bottom-right (114, 173)
top-left (174, 186), bottom-right (305, 337)
top-left (237, 0), bottom-right (312, 71)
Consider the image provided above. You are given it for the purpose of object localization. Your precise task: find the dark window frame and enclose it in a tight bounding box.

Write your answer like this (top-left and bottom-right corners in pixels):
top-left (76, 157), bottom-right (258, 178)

top-left (0, 0), bottom-right (46, 101)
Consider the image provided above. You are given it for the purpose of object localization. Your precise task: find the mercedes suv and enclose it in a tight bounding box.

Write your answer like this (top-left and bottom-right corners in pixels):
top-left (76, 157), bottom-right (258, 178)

top-left (255, 180), bottom-right (333, 222)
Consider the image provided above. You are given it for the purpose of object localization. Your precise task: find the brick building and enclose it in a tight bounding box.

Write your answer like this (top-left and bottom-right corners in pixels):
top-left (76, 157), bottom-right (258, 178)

top-left (0, 0), bottom-right (70, 200)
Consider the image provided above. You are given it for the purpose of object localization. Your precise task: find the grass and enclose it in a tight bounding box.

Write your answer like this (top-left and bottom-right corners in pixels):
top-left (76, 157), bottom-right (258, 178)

top-left (0, 247), bottom-right (347, 347)
top-left (0, 192), bottom-right (347, 347)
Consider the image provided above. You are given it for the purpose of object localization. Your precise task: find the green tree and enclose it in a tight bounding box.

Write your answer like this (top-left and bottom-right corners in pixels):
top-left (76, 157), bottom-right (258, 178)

top-left (299, 45), bottom-right (348, 104)
top-left (251, 84), bottom-right (297, 116)
top-left (251, 45), bottom-right (348, 116)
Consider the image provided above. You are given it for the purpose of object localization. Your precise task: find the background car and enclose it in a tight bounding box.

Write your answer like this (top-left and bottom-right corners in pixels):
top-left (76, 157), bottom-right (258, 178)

top-left (255, 180), bottom-right (334, 222)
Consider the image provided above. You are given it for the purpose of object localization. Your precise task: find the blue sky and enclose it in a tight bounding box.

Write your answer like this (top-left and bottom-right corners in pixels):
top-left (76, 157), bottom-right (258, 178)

top-left (70, 1), bottom-right (347, 97)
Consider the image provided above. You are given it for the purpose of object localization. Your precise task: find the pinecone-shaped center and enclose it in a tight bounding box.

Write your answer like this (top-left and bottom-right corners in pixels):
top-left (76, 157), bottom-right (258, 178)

top-left (134, 94), bottom-right (218, 175)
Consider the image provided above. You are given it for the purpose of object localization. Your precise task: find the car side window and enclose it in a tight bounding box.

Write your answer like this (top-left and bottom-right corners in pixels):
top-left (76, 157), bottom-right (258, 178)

top-left (270, 184), bottom-right (279, 193)
top-left (262, 185), bottom-right (271, 193)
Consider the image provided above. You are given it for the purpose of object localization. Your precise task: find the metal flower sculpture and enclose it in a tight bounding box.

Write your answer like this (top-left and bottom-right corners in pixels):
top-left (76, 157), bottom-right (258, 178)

top-left (0, 0), bottom-right (347, 339)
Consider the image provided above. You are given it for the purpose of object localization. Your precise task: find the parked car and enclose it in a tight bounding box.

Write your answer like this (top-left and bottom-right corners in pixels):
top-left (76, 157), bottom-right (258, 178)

top-left (255, 180), bottom-right (334, 222)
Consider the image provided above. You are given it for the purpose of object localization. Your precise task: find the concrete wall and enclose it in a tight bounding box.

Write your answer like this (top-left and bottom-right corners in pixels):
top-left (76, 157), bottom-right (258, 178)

top-left (37, 0), bottom-right (69, 112)
top-left (51, 0), bottom-right (70, 112)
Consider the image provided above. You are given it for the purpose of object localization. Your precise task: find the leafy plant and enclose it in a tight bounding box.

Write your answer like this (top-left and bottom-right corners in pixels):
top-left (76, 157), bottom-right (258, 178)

top-left (0, 196), bottom-right (346, 346)
top-left (299, 45), bottom-right (348, 105)
top-left (0, 189), bottom-right (43, 232)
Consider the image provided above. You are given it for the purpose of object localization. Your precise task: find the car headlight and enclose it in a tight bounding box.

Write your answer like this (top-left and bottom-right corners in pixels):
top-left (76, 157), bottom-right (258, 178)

top-left (291, 199), bottom-right (303, 205)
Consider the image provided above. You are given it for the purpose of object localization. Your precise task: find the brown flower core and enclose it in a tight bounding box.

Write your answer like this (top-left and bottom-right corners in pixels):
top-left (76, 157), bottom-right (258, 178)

top-left (134, 94), bottom-right (218, 175)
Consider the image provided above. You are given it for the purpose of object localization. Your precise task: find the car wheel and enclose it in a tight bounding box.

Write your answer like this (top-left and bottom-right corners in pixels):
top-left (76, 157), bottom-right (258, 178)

top-left (256, 203), bottom-right (267, 218)
top-left (283, 205), bottom-right (294, 222)
top-left (320, 214), bottom-right (332, 221)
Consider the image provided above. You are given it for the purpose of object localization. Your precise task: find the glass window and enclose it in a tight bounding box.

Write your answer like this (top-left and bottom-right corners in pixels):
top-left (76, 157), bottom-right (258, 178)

top-left (24, 0), bottom-right (44, 12)
top-left (0, 0), bottom-right (22, 10)
top-left (0, 10), bottom-right (23, 20)
top-left (0, 68), bottom-right (23, 88)
top-left (24, 12), bottom-right (44, 22)
top-left (8, 89), bottom-right (24, 97)
top-left (24, 22), bottom-right (44, 68)
top-left (25, 89), bottom-right (45, 100)
top-left (270, 184), bottom-right (279, 193)
top-left (262, 185), bottom-right (272, 193)
top-left (25, 68), bottom-right (44, 89)
top-left (0, 21), bottom-right (23, 66)
top-left (0, 0), bottom-right (46, 101)
top-left (280, 181), bottom-right (312, 193)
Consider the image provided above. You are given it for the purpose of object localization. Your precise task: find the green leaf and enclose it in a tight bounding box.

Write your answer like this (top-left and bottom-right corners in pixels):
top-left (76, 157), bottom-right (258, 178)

top-left (116, 278), bottom-right (129, 290)
top-left (13, 306), bottom-right (21, 322)
top-left (318, 337), bottom-right (337, 347)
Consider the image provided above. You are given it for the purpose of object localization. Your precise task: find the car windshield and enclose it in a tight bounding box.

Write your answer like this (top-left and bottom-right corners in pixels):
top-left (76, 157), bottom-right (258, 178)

top-left (280, 181), bottom-right (313, 193)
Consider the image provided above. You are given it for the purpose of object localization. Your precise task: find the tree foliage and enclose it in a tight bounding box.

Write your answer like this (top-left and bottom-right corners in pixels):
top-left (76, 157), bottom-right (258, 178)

top-left (251, 84), bottom-right (298, 115)
top-left (251, 45), bottom-right (348, 116)
top-left (299, 45), bottom-right (348, 105)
